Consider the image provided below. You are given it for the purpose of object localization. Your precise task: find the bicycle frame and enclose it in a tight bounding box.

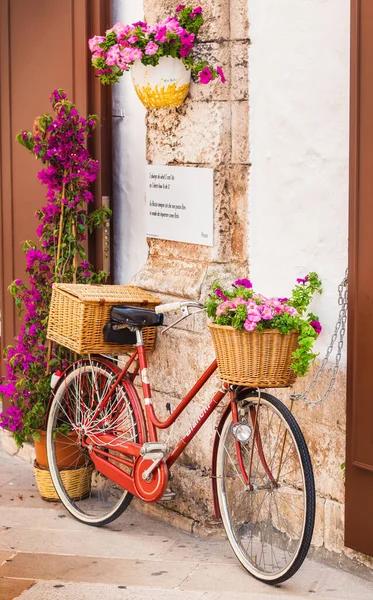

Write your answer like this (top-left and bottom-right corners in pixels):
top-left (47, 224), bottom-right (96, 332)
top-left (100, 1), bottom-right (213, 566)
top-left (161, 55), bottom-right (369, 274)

top-left (87, 333), bottom-right (229, 470)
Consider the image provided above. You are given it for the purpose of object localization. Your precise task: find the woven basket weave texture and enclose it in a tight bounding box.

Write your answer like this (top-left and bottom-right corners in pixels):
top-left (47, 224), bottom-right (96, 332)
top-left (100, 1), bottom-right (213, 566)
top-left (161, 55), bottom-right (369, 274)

top-left (208, 323), bottom-right (299, 388)
top-left (34, 461), bottom-right (93, 502)
top-left (47, 284), bottom-right (161, 354)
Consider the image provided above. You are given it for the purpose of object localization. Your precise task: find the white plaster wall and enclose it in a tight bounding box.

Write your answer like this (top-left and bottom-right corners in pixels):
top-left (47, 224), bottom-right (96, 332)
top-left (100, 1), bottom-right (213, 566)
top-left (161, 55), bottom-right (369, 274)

top-left (248, 0), bottom-right (350, 358)
top-left (112, 0), bottom-right (148, 284)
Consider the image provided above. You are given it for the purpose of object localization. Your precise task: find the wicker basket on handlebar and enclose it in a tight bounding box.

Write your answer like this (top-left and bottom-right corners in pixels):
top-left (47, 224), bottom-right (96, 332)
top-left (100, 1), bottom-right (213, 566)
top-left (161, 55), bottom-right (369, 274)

top-left (208, 323), bottom-right (299, 388)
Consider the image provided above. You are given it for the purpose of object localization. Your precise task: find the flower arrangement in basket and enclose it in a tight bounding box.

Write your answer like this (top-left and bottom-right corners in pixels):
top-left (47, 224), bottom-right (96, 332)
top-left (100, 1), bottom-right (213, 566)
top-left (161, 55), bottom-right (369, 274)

top-left (206, 273), bottom-right (323, 387)
top-left (89, 4), bottom-right (226, 108)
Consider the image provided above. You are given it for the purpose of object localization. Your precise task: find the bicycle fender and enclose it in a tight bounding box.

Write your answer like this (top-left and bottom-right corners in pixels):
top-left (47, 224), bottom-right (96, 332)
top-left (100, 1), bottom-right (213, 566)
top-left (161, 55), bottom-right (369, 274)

top-left (211, 402), bottom-right (232, 520)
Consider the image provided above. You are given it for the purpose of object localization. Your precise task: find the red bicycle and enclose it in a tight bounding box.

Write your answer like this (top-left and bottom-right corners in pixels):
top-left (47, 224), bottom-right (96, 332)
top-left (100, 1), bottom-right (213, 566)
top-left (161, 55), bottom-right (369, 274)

top-left (46, 301), bottom-right (315, 584)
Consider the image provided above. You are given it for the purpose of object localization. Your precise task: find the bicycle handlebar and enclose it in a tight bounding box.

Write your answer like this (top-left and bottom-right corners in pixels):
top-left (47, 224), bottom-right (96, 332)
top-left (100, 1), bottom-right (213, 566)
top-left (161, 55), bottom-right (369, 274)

top-left (155, 301), bottom-right (204, 315)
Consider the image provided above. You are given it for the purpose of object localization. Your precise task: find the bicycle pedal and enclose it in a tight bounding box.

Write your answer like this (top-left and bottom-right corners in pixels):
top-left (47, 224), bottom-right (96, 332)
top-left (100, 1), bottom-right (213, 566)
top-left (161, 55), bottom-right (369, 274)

top-left (140, 442), bottom-right (168, 460)
top-left (160, 488), bottom-right (176, 501)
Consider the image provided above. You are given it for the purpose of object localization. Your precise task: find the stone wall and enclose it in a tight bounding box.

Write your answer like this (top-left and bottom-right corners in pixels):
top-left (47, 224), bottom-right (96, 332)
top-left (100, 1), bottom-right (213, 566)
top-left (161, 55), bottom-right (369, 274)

top-left (129, 0), bottom-right (372, 572)
top-left (132, 0), bottom-right (250, 524)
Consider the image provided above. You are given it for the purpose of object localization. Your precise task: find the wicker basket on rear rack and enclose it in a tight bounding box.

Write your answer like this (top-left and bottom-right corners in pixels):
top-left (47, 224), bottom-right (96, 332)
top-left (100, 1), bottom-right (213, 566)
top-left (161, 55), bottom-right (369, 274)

top-left (47, 284), bottom-right (161, 354)
top-left (208, 323), bottom-right (299, 388)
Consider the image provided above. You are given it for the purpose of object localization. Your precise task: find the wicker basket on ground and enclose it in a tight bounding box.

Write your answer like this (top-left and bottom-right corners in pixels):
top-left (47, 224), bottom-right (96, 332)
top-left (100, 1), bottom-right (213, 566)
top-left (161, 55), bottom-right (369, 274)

top-left (208, 323), bottom-right (299, 388)
top-left (34, 461), bottom-right (94, 502)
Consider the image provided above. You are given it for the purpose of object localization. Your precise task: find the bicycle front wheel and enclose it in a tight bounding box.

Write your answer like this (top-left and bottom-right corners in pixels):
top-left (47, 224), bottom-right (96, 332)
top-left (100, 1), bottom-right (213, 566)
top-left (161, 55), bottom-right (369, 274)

top-left (46, 358), bottom-right (142, 526)
top-left (216, 391), bottom-right (315, 584)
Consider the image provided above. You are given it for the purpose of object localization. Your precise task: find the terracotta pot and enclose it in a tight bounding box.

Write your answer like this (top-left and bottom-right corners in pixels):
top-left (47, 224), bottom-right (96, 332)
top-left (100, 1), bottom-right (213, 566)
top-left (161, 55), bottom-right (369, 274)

top-left (34, 430), bottom-right (86, 469)
top-left (131, 56), bottom-right (191, 108)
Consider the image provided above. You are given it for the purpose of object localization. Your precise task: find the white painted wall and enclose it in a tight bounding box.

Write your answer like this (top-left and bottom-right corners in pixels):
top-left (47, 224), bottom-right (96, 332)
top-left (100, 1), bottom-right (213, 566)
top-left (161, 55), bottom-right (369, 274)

top-left (248, 0), bottom-right (350, 357)
top-left (112, 0), bottom-right (148, 284)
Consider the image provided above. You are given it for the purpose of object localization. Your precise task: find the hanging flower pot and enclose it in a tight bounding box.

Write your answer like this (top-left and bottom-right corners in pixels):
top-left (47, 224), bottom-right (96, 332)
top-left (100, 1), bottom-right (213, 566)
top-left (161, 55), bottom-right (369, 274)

top-left (88, 5), bottom-right (227, 108)
top-left (131, 56), bottom-right (191, 109)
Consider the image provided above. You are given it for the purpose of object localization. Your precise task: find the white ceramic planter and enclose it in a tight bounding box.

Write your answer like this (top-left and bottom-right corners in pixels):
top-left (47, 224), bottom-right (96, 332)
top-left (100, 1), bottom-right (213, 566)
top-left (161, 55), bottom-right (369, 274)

top-left (131, 56), bottom-right (191, 108)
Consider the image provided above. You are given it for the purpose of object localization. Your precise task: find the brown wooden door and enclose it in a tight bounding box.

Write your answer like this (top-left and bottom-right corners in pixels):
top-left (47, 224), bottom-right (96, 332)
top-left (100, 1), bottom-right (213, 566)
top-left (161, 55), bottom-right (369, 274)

top-left (0, 1), bottom-right (112, 388)
top-left (346, 0), bottom-right (373, 557)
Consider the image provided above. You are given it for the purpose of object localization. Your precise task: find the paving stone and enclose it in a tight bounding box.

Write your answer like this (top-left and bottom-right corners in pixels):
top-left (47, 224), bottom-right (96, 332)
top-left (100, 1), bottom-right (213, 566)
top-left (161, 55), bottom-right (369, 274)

top-left (0, 551), bottom-right (14, 564)
top-left (0, 528), bottom-right (175, 560)
top-left (0, 577), bottom-right (36, 600)
top-left (0, 553), bottom-right (198, 588)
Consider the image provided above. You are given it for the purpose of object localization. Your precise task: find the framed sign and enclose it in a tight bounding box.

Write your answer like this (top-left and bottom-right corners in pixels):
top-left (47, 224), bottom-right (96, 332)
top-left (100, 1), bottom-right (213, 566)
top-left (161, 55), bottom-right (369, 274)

top-left (146, 165), bottom-right (214, 246)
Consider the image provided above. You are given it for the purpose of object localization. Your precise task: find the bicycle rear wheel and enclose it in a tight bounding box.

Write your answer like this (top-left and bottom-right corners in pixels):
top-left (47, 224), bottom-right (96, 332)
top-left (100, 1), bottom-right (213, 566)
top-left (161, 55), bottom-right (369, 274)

top-left (46, 357), bottom-right (143, 526)
top-left (216, 391), bottom-right (315, 584)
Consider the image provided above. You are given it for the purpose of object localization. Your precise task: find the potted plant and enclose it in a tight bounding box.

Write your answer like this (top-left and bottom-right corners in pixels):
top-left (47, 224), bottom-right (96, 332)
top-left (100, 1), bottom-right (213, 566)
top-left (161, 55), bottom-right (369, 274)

top-left (89, 4), bottom-right (226, 108)
top-left (0, 90), bottom-right (109, 500)
top-left (206, 273), bottom-right (323, 387)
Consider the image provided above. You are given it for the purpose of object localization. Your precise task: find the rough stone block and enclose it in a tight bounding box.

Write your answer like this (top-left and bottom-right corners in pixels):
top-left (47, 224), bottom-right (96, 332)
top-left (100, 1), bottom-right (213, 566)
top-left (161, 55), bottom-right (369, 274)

top-left (312, 495), bottom-right (325, 548)
top-left (232, 101), bottom-right (249, 164)
top-left (229, 164), bottom-right (249, 261)
top-left (146, 101), bottom-right (231, 166)
top-left (324, 499), bottom-right (345, 554)
top-left (231, 41), bottom-right (249, 101)
top-left (301, 420), bottom-right (345, 504)
top-left (131, 255), bottom-right (208, 298)
top-left (230, 0), bottom-right (250, 40)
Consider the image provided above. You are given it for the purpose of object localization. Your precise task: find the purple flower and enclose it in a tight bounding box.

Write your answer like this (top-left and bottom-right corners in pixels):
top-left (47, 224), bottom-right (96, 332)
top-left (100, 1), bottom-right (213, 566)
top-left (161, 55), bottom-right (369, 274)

top-left (180, 45), bottom-right (192, 58)
top-left (176, 4), bottom-right (186, 12)
top-left (234, 279), bottom-right (253, 289)
top-left (297, 275), bottom-right (309, 285)
top-left (155, 26), bottom-right (167, 43)
top-left (180, 31), bottom-right (195, 46)
top-left (191, 6), bottom-right (203, 17)
top-left (15, 279), bottom-right (23, 286)
top-left (310, 320), bottom-right (322, 335)
top-left (215, 288), bottom-right (228, 301)
top-left (199, 67), bottom-right (212, 85)
top-left (217, 66), bottom-right (226, 83)
top-left (278, 297), bottom-right (289, 303)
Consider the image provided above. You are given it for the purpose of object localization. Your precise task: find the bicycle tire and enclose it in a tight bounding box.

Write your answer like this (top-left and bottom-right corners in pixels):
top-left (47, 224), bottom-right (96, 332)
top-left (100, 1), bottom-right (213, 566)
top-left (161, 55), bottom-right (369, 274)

top-left (46, 357), bottom-right (143, 527)
top-left (216, 391), bottom-right (315, 584)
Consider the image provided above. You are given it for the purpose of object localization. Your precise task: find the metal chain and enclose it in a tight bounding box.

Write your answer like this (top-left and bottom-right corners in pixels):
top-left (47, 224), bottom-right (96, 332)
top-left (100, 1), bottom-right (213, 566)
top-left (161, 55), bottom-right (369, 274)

top-left (290, 268), bottom-right (348, 406)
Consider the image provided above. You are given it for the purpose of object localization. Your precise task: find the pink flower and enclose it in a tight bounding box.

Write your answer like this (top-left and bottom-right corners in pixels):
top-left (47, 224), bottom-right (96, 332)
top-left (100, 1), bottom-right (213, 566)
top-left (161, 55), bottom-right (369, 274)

top-left (132, 48), bottom-right (143, 60)
top-left (310, 320), bottom-right (322, 335)
top-left (106, 44), bottom-right (121, 66)
top-left (112, 22), bottom-right (131, 38)
top-left (176, 4), bottom-right (186, 11)
top-left (217, 66), bottom-right (226, 83)
top-left (165, 18), bottom-right (180, 33)
top-left (128, 35), bottom-right (138, 44)
top-left (253, 292), bottom-right (267, 303)
top-left (145, 41), bottom-right (159, 55)
top-left (244, 319), bottom-right (257, 332)
top-left (155, 26), bottom-right (167, 43)
top-left (199, 67), bottom-right (212, 84)
top-left (120, 47), bottom-right (135, 63)
top-left (88, 35), bottom-right (105, 53)
top-left (260, 305), bottom-right (274, 320)
top-left (285, 306), bottom-right (299, 317)
top-left (216, 301), bottom-right (236, 317)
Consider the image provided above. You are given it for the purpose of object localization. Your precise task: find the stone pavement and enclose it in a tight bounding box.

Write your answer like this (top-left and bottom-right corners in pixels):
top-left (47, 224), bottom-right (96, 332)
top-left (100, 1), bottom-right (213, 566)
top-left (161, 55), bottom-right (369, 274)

top-left (1, 450), bottom-right (373, 600)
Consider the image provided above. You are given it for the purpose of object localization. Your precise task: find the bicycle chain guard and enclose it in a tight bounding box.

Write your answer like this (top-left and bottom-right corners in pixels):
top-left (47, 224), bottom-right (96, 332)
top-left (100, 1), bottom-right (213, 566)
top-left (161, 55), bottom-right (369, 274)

top-left (133, 457), bottom-right (168, 502)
